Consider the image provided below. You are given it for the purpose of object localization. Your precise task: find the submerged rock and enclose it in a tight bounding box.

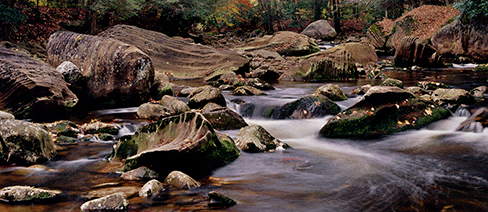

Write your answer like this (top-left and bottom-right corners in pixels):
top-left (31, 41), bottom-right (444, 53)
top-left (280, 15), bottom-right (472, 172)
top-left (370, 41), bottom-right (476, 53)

top-left (113, 112), bottom-right (240, 177)
top-left (0, 119), bottom-right (57, 164)
top-left (320, 86), bottom-right (450, 138)
top-left (0, 47), bottom-right (78, 120)
top-left (208, 191), bottom-right (237, 208)
top-left (201, 103), bottom-right (248, 130)
top-left (235, 125), bottom-right (288, 152)
top-left (80, 193), bottom-right (129, 212)
top-left (271, 95), bottom-right (341, 119)
top-left (164, 170), bottom-right (201, 190)
top-left (47, 31), bottom-right (154, 107)
top-left (0, 186), bottom-right (60, 202)
top-left (120, 166), bottom-right (159, 181)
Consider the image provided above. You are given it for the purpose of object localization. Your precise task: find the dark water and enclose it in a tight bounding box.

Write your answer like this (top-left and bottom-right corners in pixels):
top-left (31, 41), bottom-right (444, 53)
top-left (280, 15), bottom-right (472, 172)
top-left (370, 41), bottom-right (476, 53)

top-left (1, 68), bottom-right (488, 211)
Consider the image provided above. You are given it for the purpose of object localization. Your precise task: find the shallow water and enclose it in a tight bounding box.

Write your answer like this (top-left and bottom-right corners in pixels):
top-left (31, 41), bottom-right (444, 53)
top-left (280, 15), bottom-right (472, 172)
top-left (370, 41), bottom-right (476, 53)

top-left (1, 69), bottom-right (488, 211)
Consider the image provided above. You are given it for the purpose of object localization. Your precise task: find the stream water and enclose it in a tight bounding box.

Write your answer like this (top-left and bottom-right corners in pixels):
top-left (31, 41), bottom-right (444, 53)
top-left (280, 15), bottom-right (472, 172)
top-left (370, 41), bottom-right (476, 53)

top-left (1, 69), bottom-right (488, 211)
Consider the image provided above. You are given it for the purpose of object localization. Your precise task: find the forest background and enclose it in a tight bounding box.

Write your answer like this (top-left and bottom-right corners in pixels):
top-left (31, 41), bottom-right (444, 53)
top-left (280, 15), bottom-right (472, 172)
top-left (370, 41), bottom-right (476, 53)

top-left (0, 0), bottom-right (486, 45)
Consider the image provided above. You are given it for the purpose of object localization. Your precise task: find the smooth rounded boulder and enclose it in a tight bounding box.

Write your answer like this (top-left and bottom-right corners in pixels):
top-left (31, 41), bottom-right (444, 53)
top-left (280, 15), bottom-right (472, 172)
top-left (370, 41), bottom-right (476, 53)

top-left (271, 94), bottom-right (341, 119)
top-left (235, 125), bottom-right (288, 152)
top-left (164, 170), bottom-right (201, 190)
top-left (301, 19), bottom-right (337, 40)
top-left (187, 86), bottom-right (226, 109)
top-left (0, 47), bottom-right (78, 120)
top-left (47, 31), bottom-right (154, 107)
top-left (201, 103), bottom-right (248, 130)
top-left (314, 84), bottom-right (348, 101)
top-left (320, 86), bottom-right (450, 138)
top-left (0, 119), bottom-right (57, 164)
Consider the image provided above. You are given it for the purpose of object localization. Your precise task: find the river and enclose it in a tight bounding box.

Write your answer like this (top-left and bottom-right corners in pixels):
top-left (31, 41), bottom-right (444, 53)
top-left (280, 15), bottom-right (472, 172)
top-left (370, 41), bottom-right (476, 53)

top-left (1, 68), bottom-right (488, 211)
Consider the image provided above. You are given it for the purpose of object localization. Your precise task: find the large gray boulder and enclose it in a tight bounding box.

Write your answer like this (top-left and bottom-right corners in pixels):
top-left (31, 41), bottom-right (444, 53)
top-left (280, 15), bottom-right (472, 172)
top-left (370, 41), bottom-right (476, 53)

top-left (0, 119), bottom-right (57, 164)
top-left (47, 31), bottom-right (154, 107)
top-left (236, 31), bottom-right (320, 56)
top-left (187, 86), bottom-right (226, 109)
top-left (100, 24), bottom-right (250, 81)
top-left (432, 19), bottom-right (488, 62)
top-left (113, 112), bottom-right (240, 177)
top-left (320, 86), bottom-right (450, 138)
top-left (301, 19), bottom-right (337, 40)
top-left (0, 47), bottom-right (78, 120)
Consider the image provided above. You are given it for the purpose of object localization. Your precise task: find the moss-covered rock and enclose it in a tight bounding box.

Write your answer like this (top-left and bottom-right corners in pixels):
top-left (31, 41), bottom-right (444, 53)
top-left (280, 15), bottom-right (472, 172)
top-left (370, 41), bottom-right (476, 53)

top-left (271, 94), bottom-right (341, 119)
top-left (0, 186), bottom-right (61, 202)
top-left (80, 193), bottom-right (129, 212)
top-left (81, 121), bottom-right (119, 135)
top-left (113, 112), bottom-right (240, 177)
top-left (232, 86), bottom-right (267, 96)
top-left (432, 88), bottom-right (476, 106)
top-left (187, 86), bottom-right (226, 109)
top-left (320, 86), bottom-right (450, 138)
top-left (415, 81), bottom-right (448, 91)
top-left (0, 119), bottom-right (57, 164)
top-left (381, 78), bottom-right (404, 88)
top-left (208, 191), bottom-right (237, 208)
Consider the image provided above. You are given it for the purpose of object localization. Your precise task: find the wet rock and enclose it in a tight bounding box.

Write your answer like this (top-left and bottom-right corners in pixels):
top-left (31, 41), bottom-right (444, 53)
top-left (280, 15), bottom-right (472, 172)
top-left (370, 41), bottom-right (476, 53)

top-left (320, 86), bottom-right (450, 138)
top-left (432, 19), bottom-right (488, 61)
top-left (301, 19), bottom-right (337, 40)
top-left (233, 86), bottom-right (267, 96)
top-left (271, 95), bottom-right (341, 119)
top-left (0, 186), bottom-right (60, 202)
top-left (0, 119), bottom-right (57, 164)
top-left (81, 121), bottom-right (119, 135)
top-left (235, 125), bottom-right (288, 153)
top-left (314, 84), bottom-right (348, 101)
top-left (231, 99), bottom-right (255, 118)
top-left (85, 186), bottom-right (139, 200)
top-left (100, 24), bottom-right (249, 81)
top-left (160, 95), bottom-right (190, 114)
top-left (80, 193), bottom-right (129, 211)
top-left (165, 171), bottom-right (201, 190)
top-left (113, 112), bottom-right (240, 177)
top-left (188, 86), bottom-right (226, 109)
top-left (236, 31), bottom-right (320, 56)
top-left (470, 86), bottom-right (487, 99)
top-left (353, 84), bottom-right (372, 95)
top-left (244, 78), bottom-right (274, 90)
top-left (47, 31), bottom-right (154, 107)
top-left (178, 87), bottom-right (197, 97)
top-left (0, 111), bottom-right (14, 120)
top-left (208, 191), bottom-right (237, 208)
top-left (201, 103), bottom-right (248, 130)
top-left (381, 78), bottom-right (403, 88)
top-left (457, 107), bottom-right (488, 132)
top-left (432, 88), bottom-right (476, 106)
top-left (394, 36), bottom-right (442, 67)
top-left (415, 81), bottom-right (448, 91)
top-left (120, 166), bottom-right (159, 181)
top-left (406, 86), bottom-right (430, 96)
top-left (137, 103), bottom-right (170, 120)
top-left (43, 120), bottom-right (81, 139)
top-left (0, 47), bottom-right (78, 120)
top-left (139, 179), bottom-right (166, 197)
top-left (151, 72), bottom-right (173, 100)
top-left (55, 61), bottom-right (86, 93)
top-left (366, 22), bottom-right (394, 53)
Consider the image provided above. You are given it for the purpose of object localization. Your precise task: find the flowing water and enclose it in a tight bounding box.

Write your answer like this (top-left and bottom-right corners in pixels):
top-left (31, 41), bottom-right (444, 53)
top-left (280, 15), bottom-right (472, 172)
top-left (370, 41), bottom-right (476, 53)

top-left (1, 69), bottom-right (488, 211)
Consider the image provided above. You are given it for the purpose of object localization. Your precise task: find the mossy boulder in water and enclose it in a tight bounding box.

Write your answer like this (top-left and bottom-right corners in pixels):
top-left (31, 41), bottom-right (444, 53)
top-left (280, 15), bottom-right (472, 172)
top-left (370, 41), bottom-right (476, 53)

top-left (314, 84), bottom-right (348, 101)
top-left (0, 186), bottom-right (61, 202)
top-left (201, 103), bottom-right (248, 130)
top-left (271, 94), bottom-right (341, 119)
top-left (0, 47), bottom-right (78, 120)
top-left (80, 193), bottom-right (129, 212)
top-left (47, 31), bottom-right (154, 107)
top-left (113, 112), bottom-right (240, 177)
top-left (0, 119), bottom-right (57, 164)
top-left (187, 86), bottom-right (226, 109)
top-left (432, 88), bottom-right (476, 106)
top-left (381, 78), bottom-right (403, 88)
top-left (320, 86), bottom-right (450, 138)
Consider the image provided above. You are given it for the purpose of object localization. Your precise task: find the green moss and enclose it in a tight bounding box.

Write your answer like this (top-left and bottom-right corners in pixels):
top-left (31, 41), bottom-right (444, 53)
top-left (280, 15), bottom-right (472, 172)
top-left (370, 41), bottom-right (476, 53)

top-left (93, 127), bottom-right (119, 135)
top-left (474, 64), bottom-right (488, 72)
top-left (114, 136), bottom-right (138, 159)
